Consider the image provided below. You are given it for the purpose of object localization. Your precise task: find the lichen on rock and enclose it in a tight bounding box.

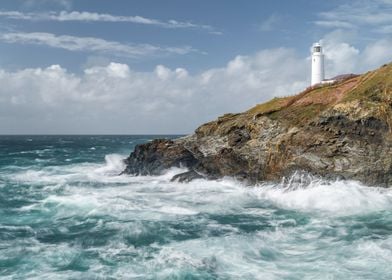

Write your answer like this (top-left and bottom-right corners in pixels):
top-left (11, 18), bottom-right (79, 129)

top-left (123, 62), bottom-right (392, 187)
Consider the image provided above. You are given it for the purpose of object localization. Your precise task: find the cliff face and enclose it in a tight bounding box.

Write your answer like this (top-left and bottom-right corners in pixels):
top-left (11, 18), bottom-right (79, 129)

top-left (123, 63), bottom-right (392, 187)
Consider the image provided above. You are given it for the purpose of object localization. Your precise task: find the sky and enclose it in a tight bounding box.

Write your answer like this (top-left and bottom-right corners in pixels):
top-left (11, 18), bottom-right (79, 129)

top-left (0, 0), bottom-right (391, 134)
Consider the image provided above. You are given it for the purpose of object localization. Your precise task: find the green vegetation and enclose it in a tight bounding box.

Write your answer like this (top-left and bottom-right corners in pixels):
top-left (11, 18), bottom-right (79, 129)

top-left (245, 62), bottom-right (392, 126)
top-left (343, 63), bottom-right (392, 104)
top-left (268, 104), bottom-right (328, 126)
top-left (197, 62), bottom-right (392, 135)
top-left (247, 97), bottom-right (289, 116)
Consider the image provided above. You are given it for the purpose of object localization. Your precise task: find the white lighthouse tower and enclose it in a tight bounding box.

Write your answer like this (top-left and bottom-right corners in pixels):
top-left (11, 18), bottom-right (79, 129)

top-left (311, 42), bottom-right (325, 86)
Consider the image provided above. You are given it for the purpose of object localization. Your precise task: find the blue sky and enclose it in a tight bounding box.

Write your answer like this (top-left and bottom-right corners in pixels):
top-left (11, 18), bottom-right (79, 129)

top-left (0, 0), bottom-right (391, 134)
top-left (0, 0), bottom-right (351, 72)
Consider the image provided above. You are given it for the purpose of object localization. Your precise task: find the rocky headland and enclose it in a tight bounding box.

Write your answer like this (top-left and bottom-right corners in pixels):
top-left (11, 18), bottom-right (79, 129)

top-left (123, 63), bottom-right (392, 187)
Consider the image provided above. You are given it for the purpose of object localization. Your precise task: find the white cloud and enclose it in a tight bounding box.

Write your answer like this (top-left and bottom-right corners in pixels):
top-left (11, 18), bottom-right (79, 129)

top-left (362, 39), bottom-right (392, 68)
top-left (155, 65), bottom-right (172, 81)
top-left (0, 10), bottom-right (220, 34)
top-left (316, 0), bottom-right (392, 32)
top-left (0, 32), bottom-right (197, 58)
top-left (0, 48), bottom-right (307, 134)
top-left (320, 31), bottom-right (361, 76)
top-left (320, 30), bottom-right (391, 76)
top-left (0, 40), bottom-right (389, 134)
top-left (84, 62), bottom-right (131, 78)
top-left (314, 20), bottom-right (355, 29)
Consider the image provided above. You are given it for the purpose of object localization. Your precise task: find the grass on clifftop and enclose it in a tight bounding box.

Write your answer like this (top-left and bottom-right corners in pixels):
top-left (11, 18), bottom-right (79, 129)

top-left (343, 63), bottom-right (392, 103)
top-left (197, 62), bottom-right (392, 135)
top-left (246, 62), bottom-right (392, 126)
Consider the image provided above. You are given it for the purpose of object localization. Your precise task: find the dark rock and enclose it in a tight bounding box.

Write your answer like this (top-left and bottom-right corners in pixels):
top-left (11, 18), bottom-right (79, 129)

top-left (122, 62), bottom-right (392, 187)
top-left (171, 170), bottom-right (205, 182)
top-left (227, 128), bottom-right (250, 147)
top-left (122, 139), bottom-right (198, 175)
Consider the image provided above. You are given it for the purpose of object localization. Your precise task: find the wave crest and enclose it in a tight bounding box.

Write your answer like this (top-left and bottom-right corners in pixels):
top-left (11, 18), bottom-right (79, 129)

top-left (254, 172), bottom-right (392, 214)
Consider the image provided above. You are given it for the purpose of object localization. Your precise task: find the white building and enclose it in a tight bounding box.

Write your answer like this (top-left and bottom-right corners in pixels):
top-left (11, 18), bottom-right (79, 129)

top-left (311, 42), bottom-right (325, 86)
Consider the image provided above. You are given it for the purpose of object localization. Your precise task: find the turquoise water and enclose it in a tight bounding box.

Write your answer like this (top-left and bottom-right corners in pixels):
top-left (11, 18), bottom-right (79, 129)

top-left (1, 135), bottom-right (392, 279)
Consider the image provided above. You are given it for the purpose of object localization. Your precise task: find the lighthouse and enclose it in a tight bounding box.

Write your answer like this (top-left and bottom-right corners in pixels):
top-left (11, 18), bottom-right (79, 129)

top-left (311, 42), bottom-right (325, 86)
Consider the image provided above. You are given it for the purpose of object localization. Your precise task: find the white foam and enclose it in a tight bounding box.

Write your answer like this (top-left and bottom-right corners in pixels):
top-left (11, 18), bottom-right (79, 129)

top-left (154, 167), bottom-right (188, 181)
top-left (5, 159), bottom-right (392, 278)
top-left (8, 156), bottom-right (392, 219)
top-left (157, 206), bottom-right (198, 215)
top-left (9, 153), bottom-right (129, 185)
top-left (94, 154), bottom-right (126, 175)
top-left (253, 177), bottom-right (392, 215)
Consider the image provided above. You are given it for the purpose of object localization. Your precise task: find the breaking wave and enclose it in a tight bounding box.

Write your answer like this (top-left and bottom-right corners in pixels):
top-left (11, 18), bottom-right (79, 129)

top-left (2, 135), bottom-right (392, 279)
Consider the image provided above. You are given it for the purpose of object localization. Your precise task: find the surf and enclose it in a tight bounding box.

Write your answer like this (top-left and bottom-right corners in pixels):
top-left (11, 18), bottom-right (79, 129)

top-left (2, 135), bottom-right (392, 279)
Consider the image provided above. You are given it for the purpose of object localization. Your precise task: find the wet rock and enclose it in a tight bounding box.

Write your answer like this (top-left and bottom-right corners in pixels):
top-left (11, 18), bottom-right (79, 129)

top-left (171, 170), bottom-right (205, 182)
top-left (123, 63), bottom-right (392, 187)
top-left (122, 139), bottom-right (198, 175)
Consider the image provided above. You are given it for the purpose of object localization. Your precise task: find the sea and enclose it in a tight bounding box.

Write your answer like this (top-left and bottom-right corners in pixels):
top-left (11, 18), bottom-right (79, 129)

top-left (1, 135), bottom-right (392, 279)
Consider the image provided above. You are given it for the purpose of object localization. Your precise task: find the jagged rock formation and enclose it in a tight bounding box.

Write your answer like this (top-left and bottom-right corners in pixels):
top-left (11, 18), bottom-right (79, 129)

top-left (123, 63), bottom-right (392, 187)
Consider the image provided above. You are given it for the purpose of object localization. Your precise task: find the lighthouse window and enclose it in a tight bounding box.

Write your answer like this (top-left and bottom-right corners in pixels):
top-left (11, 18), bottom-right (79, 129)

top-left (314, 46), bottom-right (321, 52)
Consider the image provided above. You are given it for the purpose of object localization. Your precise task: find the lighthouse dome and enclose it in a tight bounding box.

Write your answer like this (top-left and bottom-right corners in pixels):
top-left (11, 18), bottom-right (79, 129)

top-left (312, 42), bottom-right (322, 53)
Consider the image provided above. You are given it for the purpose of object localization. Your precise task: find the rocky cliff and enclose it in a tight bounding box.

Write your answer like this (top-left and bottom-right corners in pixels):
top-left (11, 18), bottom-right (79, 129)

top-left (123, 62), bottom-right (392, 187)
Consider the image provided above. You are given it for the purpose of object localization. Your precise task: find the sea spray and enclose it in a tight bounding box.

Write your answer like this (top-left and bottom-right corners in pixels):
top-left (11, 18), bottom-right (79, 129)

top-left (1, 135), bottom-right (392, 279)
top-left (255, 172), bottom-right (392, 215)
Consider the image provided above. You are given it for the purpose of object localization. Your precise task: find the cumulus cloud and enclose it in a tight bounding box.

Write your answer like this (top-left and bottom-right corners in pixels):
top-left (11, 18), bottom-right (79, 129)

top-left (0, 32), bottom-right (197, 58)
top-left (320, 30), bottom-right (360, 76)
top-left (320, 30), bottom-right (392, 76)
top-left (362, 39), bottom-right (392, 68)
top-left (0, 49), bottom-right (308, 134)
top-left (0, 10), bottom-right (221, 34)
top-left (0, 40), bottom-right (389, 134)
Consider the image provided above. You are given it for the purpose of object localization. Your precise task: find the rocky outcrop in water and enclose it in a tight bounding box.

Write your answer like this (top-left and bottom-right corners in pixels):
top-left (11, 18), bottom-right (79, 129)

top-left (123, 63), bottom-right (392, 187)
top-left (122, 139), bottom-right (198, 175)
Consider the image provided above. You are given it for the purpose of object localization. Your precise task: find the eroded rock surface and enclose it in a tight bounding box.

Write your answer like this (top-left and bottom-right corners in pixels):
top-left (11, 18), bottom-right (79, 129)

top-left (123, 63), bottom-right (392, 187)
